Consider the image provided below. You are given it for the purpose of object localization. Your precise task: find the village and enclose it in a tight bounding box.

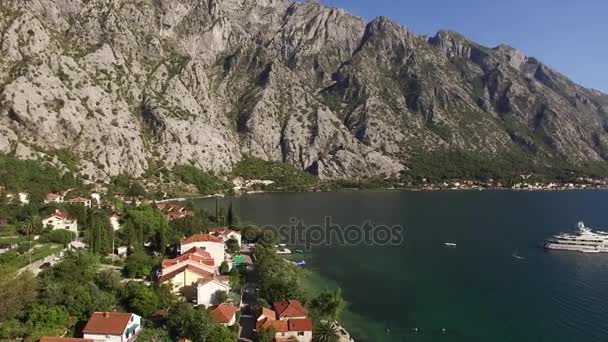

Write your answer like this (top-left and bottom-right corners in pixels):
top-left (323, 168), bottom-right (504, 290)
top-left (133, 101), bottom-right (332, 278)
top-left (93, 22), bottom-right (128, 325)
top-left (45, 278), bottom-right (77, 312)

top-left (0, 186), bottom-right (349, 342)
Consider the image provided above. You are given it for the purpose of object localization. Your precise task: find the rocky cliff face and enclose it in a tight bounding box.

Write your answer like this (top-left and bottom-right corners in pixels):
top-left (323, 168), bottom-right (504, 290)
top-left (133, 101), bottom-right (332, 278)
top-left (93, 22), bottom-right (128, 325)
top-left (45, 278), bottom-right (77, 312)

top-left (0, 0), bottom-right (606, 181)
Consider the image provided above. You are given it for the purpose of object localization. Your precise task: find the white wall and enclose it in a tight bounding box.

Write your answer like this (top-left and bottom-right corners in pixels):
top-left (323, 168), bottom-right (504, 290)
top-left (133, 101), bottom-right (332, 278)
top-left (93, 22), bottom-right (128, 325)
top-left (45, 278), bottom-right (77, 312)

top-left (83, 334), bottom-right (122, 342)
top-left (196, 281), bottom-right (229, 308)
top-left (180, 241), bottom-right (225, 266)
top-left (42, 217), bottom-right (78, 235)
top-left (110, 217), bottom-right (121, 231)
top-left (276, 330), bottom-right (312, 342)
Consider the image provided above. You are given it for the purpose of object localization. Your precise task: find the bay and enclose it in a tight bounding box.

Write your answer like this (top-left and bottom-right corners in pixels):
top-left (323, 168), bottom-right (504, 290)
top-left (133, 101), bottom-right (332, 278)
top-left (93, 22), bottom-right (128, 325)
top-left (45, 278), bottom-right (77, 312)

top-left (191, 190), bottom-right (608, 342)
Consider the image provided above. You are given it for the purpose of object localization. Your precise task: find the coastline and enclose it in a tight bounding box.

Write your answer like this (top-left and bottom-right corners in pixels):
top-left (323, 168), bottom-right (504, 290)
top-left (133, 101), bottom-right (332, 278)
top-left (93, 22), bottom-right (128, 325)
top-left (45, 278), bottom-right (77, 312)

top-left (164, 185), bottom-right (608, 203)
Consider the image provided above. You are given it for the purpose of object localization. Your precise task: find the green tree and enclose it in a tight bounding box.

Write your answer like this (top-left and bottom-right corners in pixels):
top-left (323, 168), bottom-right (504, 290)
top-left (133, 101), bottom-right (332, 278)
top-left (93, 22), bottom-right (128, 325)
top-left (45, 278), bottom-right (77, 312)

top-left (122, 282), bottom-right (160, 317)
top-left (40, 229), bottom-right (76, 245)
top-left (226, 238), bottom-right (240, 255)
top-left (24, 304), bottom-right (71, 340)
top-left (87, 209), bottom-right (113, 255)
top-left (210, 290), bottom-right (228, 305)
top-left (124, 251), bottom-right (157, 279)
top-left (226, 202), bottom-right (240, 228)
top-left (169, 214), bottom-right (207, 239)
top-left (0, 267), bottom-right (38, 322)
top-left (19, 214), bottom-right (42, 236)
top-left (257, 327), bottom-right (276, 342)
top-left (95, 270), bottom-right (123, 293)
top-left (167, 302), bottom-right (234, 341)
top-left (309, 288), bottom-right (346, 320)
top-left (255, 245), bottom-right (305, 303)
top-left (218, 261), bottom-right (230, 275)
top-left (313, 321), bottom-right (340, 342)
top-left (173, 165), bottom-right (228, 195)
top-left (123, 205), bottom-right (167, 250)
top-left (137, 327), bottom-right (172, 342)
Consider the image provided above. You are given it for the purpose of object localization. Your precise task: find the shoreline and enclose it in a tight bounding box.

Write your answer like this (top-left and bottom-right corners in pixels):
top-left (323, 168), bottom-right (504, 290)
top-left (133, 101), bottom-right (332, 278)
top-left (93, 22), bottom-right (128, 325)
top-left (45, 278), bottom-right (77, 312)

top-left (163, 186), bottom-right (608, 203)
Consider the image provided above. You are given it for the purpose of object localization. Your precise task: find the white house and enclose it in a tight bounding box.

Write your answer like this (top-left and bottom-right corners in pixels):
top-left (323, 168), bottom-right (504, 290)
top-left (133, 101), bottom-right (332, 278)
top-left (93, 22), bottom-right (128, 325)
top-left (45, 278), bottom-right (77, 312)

top-left (67, 196), bottom-right (92, 208)
top-left (196, 275), bottom-right (230, 308)
top-left (42, 210), bottom-right (78, 235)
top-left (109, 214), bottom-right (121, 231)
top-left (179, 234), bottom-right (225, 267)
top-left (44, 193), bottom-right (64, 204)
top-left (82, 312), bottom-right (141, 342)
top-left (209, 304), bottom-right (239, 326)
top-left (208, 227), bottom-right (242, 247)
top-left (91, 192), bottom-right (101, 207)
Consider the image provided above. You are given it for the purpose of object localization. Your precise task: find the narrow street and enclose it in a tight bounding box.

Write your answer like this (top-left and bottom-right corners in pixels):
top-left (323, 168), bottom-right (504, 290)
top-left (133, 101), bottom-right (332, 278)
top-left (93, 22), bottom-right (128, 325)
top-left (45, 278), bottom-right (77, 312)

top-left (238, 247), bottom-right (258, 342)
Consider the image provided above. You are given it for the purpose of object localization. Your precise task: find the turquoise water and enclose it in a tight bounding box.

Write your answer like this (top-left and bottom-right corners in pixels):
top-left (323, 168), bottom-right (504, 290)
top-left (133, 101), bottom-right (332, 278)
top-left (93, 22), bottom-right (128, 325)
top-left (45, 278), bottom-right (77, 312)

top-left (192, 190), bottom-right (608, 341)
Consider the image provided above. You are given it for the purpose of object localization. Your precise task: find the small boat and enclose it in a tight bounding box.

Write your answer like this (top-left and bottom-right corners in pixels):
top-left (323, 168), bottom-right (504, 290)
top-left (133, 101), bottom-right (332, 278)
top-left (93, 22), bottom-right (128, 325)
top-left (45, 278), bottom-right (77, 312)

top-left (444, 242), bottom-right (457, 247)
top-left (512, 253), bottom-right (525, 260)
top-left (294, 249), bottom-right (304, 253)
top-left (295, 260), bottom-right (306, 266)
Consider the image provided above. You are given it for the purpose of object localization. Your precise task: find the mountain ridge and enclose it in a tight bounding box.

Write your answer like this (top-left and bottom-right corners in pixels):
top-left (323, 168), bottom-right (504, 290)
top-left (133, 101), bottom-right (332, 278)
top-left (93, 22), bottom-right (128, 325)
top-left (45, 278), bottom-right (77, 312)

top-left (0, 0), bottom-right (606, 182)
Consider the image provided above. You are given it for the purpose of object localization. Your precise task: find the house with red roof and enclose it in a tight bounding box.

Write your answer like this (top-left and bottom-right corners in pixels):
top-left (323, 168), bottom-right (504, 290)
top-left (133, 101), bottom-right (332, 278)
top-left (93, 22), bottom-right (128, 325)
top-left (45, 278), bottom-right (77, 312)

top-left (208, 227), bottom-right (242, 247)
top-left (208, 303), bottom-right (239, 326)
top-left (179, 234), bottom-right (225, 267)
top-left (67, 196), bottom-right (92, 208)
top-left (160, 250), bottom-right (215, 277)
top-left (42, 209), bottom-right (77, 235)
top-left (273, 300), bottom-right (308, 320)
top-left (82, 312), bottom-right (141, 342)
top-left (165, 211), bottom-right (194, 220)
top-left (44, 192), bottom-right (65, 204)
top-left (159, 264), bottom-right (214, 298)
top-left (256, 301), bottom-right (312, 342)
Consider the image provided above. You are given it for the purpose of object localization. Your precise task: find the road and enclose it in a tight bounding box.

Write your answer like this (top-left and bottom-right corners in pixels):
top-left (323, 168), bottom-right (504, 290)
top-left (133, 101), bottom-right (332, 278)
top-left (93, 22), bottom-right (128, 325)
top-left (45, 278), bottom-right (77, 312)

top-left (238, 248), bottom-right (258, 342)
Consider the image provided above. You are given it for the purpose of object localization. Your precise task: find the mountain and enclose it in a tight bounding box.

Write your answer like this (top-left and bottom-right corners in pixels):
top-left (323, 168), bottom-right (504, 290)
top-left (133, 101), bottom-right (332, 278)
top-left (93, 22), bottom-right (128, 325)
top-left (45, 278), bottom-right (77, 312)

top-left (1, 0), bottom-right (607, 181)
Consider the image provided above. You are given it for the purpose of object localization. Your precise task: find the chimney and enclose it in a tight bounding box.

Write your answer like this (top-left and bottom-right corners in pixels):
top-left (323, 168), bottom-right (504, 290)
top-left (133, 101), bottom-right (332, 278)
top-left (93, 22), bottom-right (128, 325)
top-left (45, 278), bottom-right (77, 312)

top-left (103, 312), bottom-right (109, 318)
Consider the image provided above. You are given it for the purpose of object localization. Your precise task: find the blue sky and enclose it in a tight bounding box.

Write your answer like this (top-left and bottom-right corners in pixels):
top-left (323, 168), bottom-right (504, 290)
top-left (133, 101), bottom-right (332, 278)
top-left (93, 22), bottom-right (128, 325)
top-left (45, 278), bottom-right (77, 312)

top-left (319, 0), bottom-right (608, 93)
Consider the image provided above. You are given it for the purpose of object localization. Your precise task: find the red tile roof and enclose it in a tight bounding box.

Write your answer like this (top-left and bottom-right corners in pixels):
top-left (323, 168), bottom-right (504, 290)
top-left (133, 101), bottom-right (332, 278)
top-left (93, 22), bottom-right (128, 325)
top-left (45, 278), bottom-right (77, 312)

top-left (258, 307), bottom-right (277, 321)
top-left (208, 227), bottom-right (237, 234)
top-left (45, 193), bottom-right (62, 200)
top-left (40, 338), bottom-right (94, 342)
top-left (157, 203), bottom-right (185, 212)
top-left (161, 252), bottom-right (214, 268)
top-left (273, 300), bottom-right (307, 318)
top-left (47, 210), bottom-right (73, 220)
top-left (262, 319), bottom-right (289, 332)
top-left (67, 197), bottom-right (90, 203)
top-left (159, 264), bottom-right (213, 283)
top-left (287, 318), bottom-right (313, 331)
top-left (166, 211), bottom-right (194, 220)
top-left (258, 318), bottom-right (312, 333)
top-left (182, 246), bottom-right (212, 257)
top-left (209, 304), bottom-right (239, 323)
top-left (82, 312), bottom-right (134, 335)
top-left (180, 234), bottom-right (223, 244)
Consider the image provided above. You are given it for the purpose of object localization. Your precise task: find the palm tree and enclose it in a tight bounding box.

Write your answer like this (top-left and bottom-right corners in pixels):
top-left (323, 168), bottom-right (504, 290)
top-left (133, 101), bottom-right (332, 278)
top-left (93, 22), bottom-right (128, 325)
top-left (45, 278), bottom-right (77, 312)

top-left (313, 321), bottom-right (340, 342)
top-left (22, 215), bottom-right (40, 265)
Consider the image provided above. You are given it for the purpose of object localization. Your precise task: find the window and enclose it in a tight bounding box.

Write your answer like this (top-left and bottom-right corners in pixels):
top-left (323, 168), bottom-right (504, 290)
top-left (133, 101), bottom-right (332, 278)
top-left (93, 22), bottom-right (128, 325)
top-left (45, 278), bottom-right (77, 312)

top-left (298, 332), bottom-right (304, 336)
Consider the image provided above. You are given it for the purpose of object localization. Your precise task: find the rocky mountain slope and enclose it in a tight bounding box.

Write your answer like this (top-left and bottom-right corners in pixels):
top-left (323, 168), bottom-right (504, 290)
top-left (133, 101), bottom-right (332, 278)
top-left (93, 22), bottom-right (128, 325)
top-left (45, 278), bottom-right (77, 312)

top-left (1, 0), bottom-right (607, 181)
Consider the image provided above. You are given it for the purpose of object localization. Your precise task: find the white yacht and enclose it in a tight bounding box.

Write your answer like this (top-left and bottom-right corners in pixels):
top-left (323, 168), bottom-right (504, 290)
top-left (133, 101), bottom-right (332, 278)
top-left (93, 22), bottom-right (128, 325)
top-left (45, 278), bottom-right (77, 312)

top-left (544, 222), bottom-right (608, 253)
